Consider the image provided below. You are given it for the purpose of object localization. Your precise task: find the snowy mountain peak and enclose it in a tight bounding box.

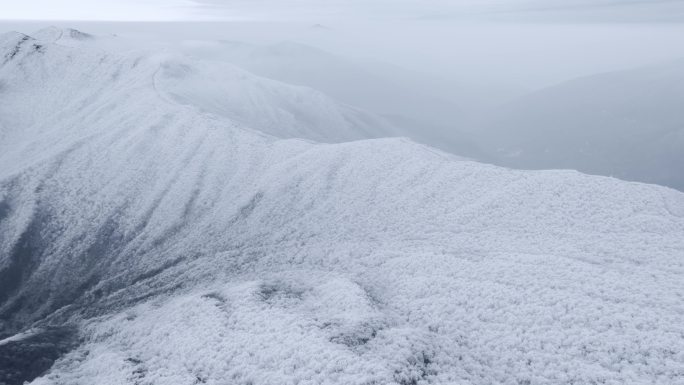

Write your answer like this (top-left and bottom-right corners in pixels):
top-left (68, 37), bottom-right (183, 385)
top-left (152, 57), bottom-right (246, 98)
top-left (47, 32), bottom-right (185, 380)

top-left (32, 26), bottom-right (93, 44)
top-left (1, 32), bottom-right (40, 65)
top-left (0, 29), bottom-right (398, 150)
top-left (0, 31), bottom-right (33, 46)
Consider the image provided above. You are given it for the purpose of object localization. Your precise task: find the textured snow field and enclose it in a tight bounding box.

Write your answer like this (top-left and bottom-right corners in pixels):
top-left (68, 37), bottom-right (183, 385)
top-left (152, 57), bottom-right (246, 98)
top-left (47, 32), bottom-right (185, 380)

top-left (1, 30), bottom-right (683, 384)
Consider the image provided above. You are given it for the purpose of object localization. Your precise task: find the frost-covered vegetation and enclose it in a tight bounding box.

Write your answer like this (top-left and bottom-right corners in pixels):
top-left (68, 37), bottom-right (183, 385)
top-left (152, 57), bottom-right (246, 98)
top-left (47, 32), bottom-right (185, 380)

top-left (0, 28), bottom-right (683, 385)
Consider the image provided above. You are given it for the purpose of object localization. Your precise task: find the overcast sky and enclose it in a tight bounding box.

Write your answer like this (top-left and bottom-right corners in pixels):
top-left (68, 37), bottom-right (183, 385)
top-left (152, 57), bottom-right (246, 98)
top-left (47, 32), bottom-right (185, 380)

top-left (2, 0), bottom-right (684, 22)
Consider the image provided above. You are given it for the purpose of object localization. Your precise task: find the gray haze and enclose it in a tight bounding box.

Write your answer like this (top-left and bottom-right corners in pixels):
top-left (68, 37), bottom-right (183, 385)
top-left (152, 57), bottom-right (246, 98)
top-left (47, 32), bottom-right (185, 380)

top-left (6, 0), bottom-right (684, 22)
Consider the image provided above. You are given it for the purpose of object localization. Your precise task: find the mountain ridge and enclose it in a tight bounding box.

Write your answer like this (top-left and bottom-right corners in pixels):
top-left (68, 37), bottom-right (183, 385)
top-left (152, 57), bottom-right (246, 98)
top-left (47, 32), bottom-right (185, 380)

top-left (0, 28), bottom-right (683, 385)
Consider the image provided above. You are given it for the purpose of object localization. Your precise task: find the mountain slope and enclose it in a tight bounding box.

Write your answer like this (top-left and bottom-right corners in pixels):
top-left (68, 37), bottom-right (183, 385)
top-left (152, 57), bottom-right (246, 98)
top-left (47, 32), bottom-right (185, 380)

top-left (476, 60), bottom-right (684, 190)
top-left (1, 28), bottom-right (398, 148)
top-left (31, 26), bottom-right (94, 45)
top-left (155, 56), bottom-right (397, 142)
top-left (0, 30), bottom-right (683, 385)
top-left (180, 39), bottom-right (493, 157)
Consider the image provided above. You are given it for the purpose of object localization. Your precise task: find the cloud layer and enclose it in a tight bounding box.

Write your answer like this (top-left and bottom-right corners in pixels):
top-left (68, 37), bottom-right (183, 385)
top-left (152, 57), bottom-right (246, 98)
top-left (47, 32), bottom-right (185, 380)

top-left (3, 0), bottom-right (684, 21)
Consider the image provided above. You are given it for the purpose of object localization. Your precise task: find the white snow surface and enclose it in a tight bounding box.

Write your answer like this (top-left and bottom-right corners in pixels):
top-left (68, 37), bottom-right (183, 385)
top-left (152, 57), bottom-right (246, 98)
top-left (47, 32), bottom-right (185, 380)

top-left (0, 29), bottom-right (683, 385)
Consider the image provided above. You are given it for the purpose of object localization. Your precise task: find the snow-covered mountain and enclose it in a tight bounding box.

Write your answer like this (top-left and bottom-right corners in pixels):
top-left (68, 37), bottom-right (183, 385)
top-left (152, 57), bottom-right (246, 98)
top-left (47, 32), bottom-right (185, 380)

top-left (180, 39), bottom-right (500, 157)
top-left (1, 28), bottom-right (683, 385)
top-left (2, 27), bottom-right (398, 148)
top-left (476, 60), bottom-right (684, 191)
top-left (30, 26), bottom-right (94, 45)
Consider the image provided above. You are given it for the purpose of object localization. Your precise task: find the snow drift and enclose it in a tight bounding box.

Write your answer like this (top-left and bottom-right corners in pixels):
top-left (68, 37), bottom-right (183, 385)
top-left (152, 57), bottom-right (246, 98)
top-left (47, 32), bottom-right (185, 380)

top-left (0, 28), bottom-right (683, 385)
